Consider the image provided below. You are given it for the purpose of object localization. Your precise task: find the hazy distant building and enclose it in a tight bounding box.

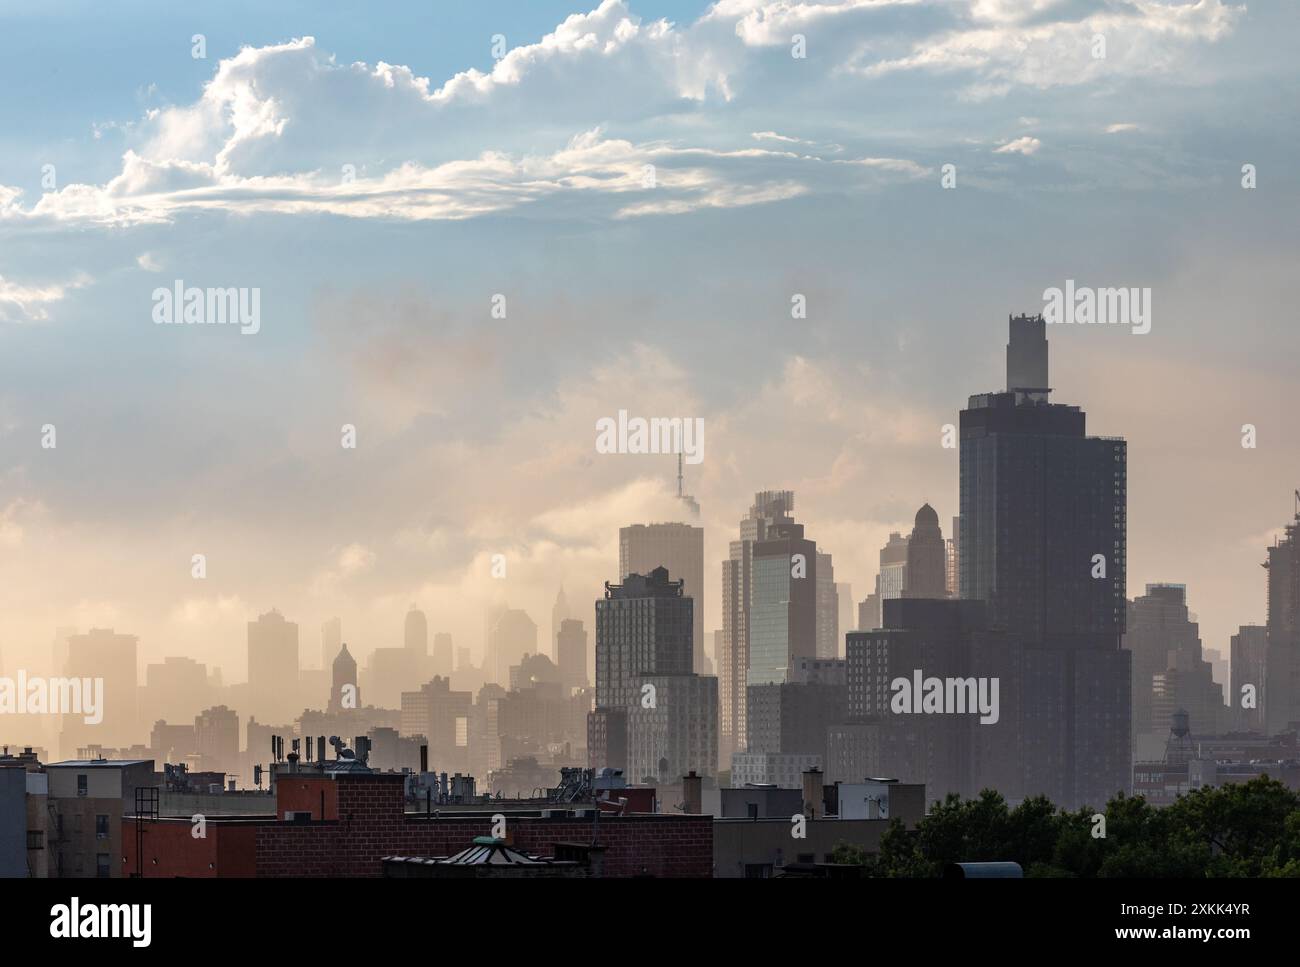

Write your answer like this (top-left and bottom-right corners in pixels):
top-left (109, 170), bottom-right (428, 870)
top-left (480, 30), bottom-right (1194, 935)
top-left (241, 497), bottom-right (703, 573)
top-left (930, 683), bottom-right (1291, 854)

top-left (551, 587), bottom-right (571, 660)
top-left (959, 313), bottom-right (1130, 809)
top-left (487, 608), bottom-right (538, 686)
top-left (247, 610), bottom-right (299, 724)
top-left (194, 705), bottom-right (240, 776)
top-left (858, 592), bottom-right (881, 634)
top-left (621, 522), bottom-right (705, 673)
top-left (142, 656), bottom-right (209, 727)
top-left (904, 504), bottom-right (947, 598)
top-left (364, 646), bottom-right (419, 710)
top-left (1232, 625), bottom-right (1268, 731)
top-left (816, 551), bottom-right (840, 659)
top-left (836, 582), bottom-right (855, 639)
top-left (1124, 584), bottom-right (1225, 752)
top-left (556, 618), bottom-right (588, 690)
top-left (1265, 500), bottom-right (1300, 733)
top-left (400, 677), bottom-right (471, 775)
top-left (720, 491), bottom-right (795, 765)
top-left (404, 606), bottom-right (428, 656)
top-left (433, 632), bottom-right (454, 677)
top-left (321, 617), bottom-right (341, 672)
top-left (59, 628), bottom-right (139, 756)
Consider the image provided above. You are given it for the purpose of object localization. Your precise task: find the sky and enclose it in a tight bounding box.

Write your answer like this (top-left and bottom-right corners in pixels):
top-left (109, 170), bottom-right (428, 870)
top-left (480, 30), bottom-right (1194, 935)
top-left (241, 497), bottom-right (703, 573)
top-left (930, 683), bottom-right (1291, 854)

top-left (1, 0), bottom-right (1298, 683)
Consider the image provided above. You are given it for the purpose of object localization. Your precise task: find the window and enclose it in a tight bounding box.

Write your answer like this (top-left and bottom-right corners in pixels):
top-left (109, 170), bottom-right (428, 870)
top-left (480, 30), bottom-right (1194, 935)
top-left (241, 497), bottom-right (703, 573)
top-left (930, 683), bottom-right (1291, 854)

top-left (96, 853), bottom-right (111, 878)
top-left (77, 774), bottom-right (88, 797)
top-left (95, 815), bottom-right (110, 840)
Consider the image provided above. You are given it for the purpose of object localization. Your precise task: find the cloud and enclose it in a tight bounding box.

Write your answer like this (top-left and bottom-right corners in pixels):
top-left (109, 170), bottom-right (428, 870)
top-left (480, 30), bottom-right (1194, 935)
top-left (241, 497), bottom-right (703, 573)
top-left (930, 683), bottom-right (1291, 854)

top-left (852, 0), bottom-right (1243, 98)
top-left (136, 252), bottom-right (162, 272)
top-left (0, 1), bottom-right (1239, 227)
top-left (1105, 122), bottom-right (1141, 134)
top-left (0, 272), bottom-right (91, 322)
top-left (994, 136), bottom-right (1041, 155)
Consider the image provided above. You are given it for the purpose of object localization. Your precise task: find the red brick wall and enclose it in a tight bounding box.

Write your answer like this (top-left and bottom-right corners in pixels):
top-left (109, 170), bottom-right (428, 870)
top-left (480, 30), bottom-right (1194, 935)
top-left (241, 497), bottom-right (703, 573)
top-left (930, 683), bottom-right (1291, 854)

top-left (254, 775), bottom-right (711, 877)
top-left (275, 776), bottom-right (341, 820)
top-left (121, 819), bottom-right (257, 877)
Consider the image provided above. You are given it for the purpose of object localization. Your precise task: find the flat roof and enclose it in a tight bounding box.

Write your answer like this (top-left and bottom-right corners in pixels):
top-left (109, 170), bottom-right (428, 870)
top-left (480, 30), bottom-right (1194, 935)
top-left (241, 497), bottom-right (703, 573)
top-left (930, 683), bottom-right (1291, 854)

top-left (47, 759), bottom-right (153, 768)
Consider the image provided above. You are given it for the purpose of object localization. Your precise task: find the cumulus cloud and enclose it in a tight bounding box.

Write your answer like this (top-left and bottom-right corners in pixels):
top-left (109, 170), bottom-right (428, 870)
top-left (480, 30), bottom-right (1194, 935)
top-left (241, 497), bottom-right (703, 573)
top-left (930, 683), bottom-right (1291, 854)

top-left (0, 1), bottom-right (1238, 227)
top-left (994, 135), bottom-right (1041, 155)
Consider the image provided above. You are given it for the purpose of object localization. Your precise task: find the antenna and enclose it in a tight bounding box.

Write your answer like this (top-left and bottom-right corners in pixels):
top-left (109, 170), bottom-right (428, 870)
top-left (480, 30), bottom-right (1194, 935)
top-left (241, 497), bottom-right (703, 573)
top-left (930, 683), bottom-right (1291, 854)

top-left (1294, 488), bottom-right (1299, 519)
top-left (677, 451), bottom-right (683, 499)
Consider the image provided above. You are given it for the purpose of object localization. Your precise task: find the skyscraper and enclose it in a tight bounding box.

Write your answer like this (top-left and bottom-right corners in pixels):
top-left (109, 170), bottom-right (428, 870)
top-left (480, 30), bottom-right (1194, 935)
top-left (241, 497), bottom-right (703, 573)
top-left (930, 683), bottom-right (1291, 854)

top-left (720, 490), bottom-right (793, 764)
top-left (816, 551), bottom-right (840, 659)
top-left (486, 608), bottom-right (538, 686)
top-left (1124, 584), bottom-right (1225, 751)
top-left (861, 531), bottom-right (910, 631)
top-left (321, 616), bottom-right (341, 672)
top-left (58, 628), bottom-right (139, 756)
top-left (248, 609), bottom-right (300, 724)
top-left (748, 504), bottom-right (818, 687)
top-left (620, 522), bottom-right (705, 673)
top-left (551, 586), bottom-right (571, 660)
top-left (404, 605), bottom-right (428, 656)
top-left (589, 566), bottom-right (695, 770)
top-left (556, 617), bottom-right (589, 690)
top-left (1231, 624), bottom-right (1267, 731)
top-left (904, 504), bottom-right (947, 598)
top-left (959, 313), bottom-right (1130, 809)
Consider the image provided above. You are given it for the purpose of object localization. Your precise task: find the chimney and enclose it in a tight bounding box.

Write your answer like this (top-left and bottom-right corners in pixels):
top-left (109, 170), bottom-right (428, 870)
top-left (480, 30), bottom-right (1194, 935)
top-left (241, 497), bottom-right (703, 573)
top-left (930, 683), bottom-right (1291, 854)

top-left (306, 736), bottom-right (313, 763)
top-left (319, 736), bottom-right (327, 762)
top-left (682, 771), bottom-right (702, 815)
top-left (802, 766), bottom-right (823, 820)
top-left (419, 744), bottom-right (429, 774)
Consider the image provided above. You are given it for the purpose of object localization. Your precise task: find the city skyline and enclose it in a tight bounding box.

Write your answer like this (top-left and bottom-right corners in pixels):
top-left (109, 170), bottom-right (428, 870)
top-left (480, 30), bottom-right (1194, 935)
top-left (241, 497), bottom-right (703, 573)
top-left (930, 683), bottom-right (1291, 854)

top-left (3, 1), bottom-right (1299, 680)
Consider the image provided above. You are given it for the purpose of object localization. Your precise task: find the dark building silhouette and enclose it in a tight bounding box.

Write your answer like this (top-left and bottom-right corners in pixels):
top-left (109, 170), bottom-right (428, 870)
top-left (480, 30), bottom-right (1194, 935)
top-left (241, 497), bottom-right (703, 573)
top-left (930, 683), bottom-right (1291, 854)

top-left (958, 313), bottom-right (1130, 809)
top-left (1231, 624), bottom-right (1267, 731)
top-left (329, 643), bottom-right (359, 713)
top-left (1265, 498), bottom-right (1300, 733)
top-left (904, 504), bottom-right (947, 599)
top-left (588, 566), bottom-right (694, 772)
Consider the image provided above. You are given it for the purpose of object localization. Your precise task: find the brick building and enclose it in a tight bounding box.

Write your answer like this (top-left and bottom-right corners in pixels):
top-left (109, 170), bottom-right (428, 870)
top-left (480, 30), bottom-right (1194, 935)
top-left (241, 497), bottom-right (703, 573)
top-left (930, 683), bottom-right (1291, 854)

top-left (122, 770), bottom-right (711, 878)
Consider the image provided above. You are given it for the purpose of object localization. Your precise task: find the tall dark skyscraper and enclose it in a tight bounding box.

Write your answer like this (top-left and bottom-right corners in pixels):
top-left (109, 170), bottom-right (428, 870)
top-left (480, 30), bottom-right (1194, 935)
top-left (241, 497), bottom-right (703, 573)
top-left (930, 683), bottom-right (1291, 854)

top-left (959, 313), bottom-right (1130, 808)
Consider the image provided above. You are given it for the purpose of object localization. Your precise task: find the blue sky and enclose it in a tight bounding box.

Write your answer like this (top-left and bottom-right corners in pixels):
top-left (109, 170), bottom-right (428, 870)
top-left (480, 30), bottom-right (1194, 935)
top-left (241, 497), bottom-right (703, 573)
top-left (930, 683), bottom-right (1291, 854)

top-left (1, 0), bottom-right (1298, 685)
